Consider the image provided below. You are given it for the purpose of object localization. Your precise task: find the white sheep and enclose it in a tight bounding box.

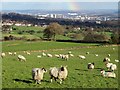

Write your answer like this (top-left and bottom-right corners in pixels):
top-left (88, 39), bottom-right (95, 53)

top-left (8, 52), bottom-right (12, 55)
top-left (107, 54), bottom-right (110, 57)
top-left (100, 69), bottom-right (116, 78)
top-left (54, 54), bottom-right (60, 58)
top-left (37, 55), bottom-right (41, 58)
top-left (103, 57), bottom-right (110, 63)
top-left (78, 55), bottom-right (86, 59)
top-left (47, 53), bottom-right (53, 57)
top-left (32, 68), bottom-right (47, 84)
top-left (68, 51), bottom-right (72, 54)
top-left (1, 53), bottom-right (5, 58)
top-left (42, 52), bottom-right (46, 56)
top-left (17, 55), bottom-right (26, 62)
top-left (86, 52), bottom-right (90, 54)
top-left (105, 62), bottom-right (117, 71)
top-left (115, 59), bottom-right (119, 63)
top-left (69, 54), bottom-right (74, 57)
top-left (49, 66), bottom-right (68, 84)
top-left (88, 63), bottom-right (95, 69)
top-left (26, 51), bottom-right (31, 55)
top-left (95, 54), bottom-right (98, 57)
top-left (13, 52), bottom-right (17, 55)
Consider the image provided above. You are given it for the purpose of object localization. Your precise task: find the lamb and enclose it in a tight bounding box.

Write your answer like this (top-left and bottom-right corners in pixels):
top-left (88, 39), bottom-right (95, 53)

top-left (26, 51), bottom-right (30, 55)
top-left (78, 55), bottom-right (86, 59)
top-left (13, 52), bottom-right (17, 55)
top-left (17, 55), bottom-right (26, 62)
top-left (49, 65), bottom-right (68, 84)
top-left (1, 53), bottom-right (5, 58)
top-left (32, 68), bottom-right (47, 84)
top-left (95, 54), bottom-right (98, 57)
top-left (63, 55), bottom-right (69, 60)
top-left (47, 53), bottom-right (53, 57)
top-left (88, 63), bottom-right (95, 69)
top-left (100, 69), bottom-right (116, 78)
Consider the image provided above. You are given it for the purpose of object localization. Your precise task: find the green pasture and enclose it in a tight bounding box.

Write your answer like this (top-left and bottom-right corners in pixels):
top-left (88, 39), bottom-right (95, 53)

top-left (2, 41), bottom-right (119, 88)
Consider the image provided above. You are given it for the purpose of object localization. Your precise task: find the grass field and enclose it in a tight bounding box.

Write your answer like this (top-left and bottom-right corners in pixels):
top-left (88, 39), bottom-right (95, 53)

top-left (2, 41), bottom-right (119, 88)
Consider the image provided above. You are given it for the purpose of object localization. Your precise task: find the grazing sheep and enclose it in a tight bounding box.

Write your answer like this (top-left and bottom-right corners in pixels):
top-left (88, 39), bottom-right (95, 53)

top-left (62, 55), bottom-right (69, 60)
top-left (26, 51), bottom-right (31, 55)
top-left (88, 63), bottom-right (95, 69)
top-left (32, 68), bottom-right (47, 84)
top-left (105, 62), bottom-right (117, 71)
top-left (1, 53), bottom-right (5, 58)
top-left (95, 54), bottom-right (98, 57)
top-left (86, 52), bottom-right (90, 54)
top-left (42, 52), bottom-right (46, 56)
top-left (78, 55), bottom-right (86, 59)
top-left (100, 69), bottom-right (116, 78)
top-left (47, 53), bottom-right (53, 57)
top-left (103, 57), bottom-right (110, 63)
top-left (17, 55), bottom-right (26, 62)
top-left (115, 59), bottom-right (119, 63)
top-left (13, 52), bottom-right (17, 55)
top-left (55, 54), bottom-right (60, 58)
top-left (110, 64), bottom-right (117, 71)
top-left (49, 66), bottom-right (68, 84)
top-left (8, 52), bottom-right (12, 55)
top-left (68, 51), bottom-right (72, 54)
top-left (69, 54), bottom-right (74, 57)
top-left (37, 55), bottom-right (41, 58)
top-left (107, 54), bottom-right (110, 57)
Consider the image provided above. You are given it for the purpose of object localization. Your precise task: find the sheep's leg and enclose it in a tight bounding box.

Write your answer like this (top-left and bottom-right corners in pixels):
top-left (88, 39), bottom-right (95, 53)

top-left (38, 80), bottom-right (41, 84)
top-left (59, 79), bottom-right (62, 84)
top-left (54, 77), bottom-right (57, 81)
top-left (50, 76), bottom-right (53, 83)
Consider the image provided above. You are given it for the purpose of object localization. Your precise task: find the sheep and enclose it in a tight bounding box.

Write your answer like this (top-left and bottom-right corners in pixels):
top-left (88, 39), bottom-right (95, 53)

top-left (69, 54), bottom-right (74, 57)
top-left (95, 54), bottom-right (98, 57)
top-left (13, 52), bottom-right (17, 55)
top-left (103, 57), bottom-right (110, 63)
top-left (47, 53), bottom-right (53, 57)
top-left (42, 52), bottom-right (46, 56)
top-left (115, 59), bottom-right (119, 63)
top-left (49, 65), bottom-right (68, 84)
top-left (78, 55), bottom-right (86, 59)
top-left (32, 68), bottom-right (47, 84)
top-left (105, 62), bottom-right (117, 71)
top-left (1, 53), bottom-right (5, 58)
top-left (54, 54), bottom-right (60, 58)
top-left (88, 63), bottom-right (95, 69)
top-left (112, 48), bottom-right (115, 50)
top-left (8, 52), bottom-right (12, 55)
top-left (17, 55), bottom-right (26, 62)
top-left (100, 69), bottom-right (116, 78)
top-left (26, 51), bottom-right (31, 55)
top-left (107, 54), bottom-right (110, 57)
top-left (62, 54), bottom-right (69, 60)
top-left (86, 52), bottom-right (90, 54)
top-left (37, 55), bottom-right (41, 58)
top-left (68, 51), bottom-right (72, 54)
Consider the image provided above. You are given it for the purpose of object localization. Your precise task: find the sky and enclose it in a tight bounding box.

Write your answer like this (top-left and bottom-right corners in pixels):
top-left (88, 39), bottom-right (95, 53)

top-left (1, 1), bottom-right (119, 11)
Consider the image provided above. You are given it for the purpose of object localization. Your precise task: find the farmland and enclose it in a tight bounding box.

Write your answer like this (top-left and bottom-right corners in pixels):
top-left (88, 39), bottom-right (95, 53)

top-left (2, 41), bottom-right (119, 88)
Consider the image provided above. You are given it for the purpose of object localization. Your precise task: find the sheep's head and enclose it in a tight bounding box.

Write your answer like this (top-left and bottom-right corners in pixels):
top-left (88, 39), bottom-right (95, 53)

top-left (100, 69), bottom-right (105, 74)
top-left (41, 67), bottom-right (47, 73)
top-left (60, 65), bottom-right (67, 71)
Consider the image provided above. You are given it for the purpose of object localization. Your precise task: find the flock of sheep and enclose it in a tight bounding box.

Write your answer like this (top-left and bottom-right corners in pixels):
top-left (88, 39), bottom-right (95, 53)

top-left (1, 47), bottom-right (119, 84)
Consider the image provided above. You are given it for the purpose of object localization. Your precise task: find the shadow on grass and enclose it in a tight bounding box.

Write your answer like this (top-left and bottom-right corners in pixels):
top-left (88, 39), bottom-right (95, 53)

top-left (13, 79), bottom-right (32, 84)
top-left (75, 68), bottom-right (88, 71)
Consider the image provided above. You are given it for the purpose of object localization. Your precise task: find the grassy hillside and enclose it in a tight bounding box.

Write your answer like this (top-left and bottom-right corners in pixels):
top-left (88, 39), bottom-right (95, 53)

top-left (2, 41), bottom-right (119, 88)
